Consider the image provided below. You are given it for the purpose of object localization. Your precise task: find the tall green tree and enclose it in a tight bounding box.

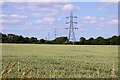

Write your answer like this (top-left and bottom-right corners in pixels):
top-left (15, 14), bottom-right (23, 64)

top-left (79, 37), bottom-right (86, 45)
top-left (39, 39), bottom-right (45, 44)
top-left (115, 35), bottom-right (120, 45)
top-left (84, 37), bottom-right (94, 45)
top-left (29, 37), bottom-right (38, 43)
top-left (1, 33), bottom-right (7, 43)
top-left (109, 36), bottom-right (117, 45)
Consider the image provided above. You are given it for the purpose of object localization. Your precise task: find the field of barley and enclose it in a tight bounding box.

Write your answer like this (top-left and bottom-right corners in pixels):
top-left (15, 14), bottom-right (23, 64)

top-left (1, 44), bottom-right (118, 78)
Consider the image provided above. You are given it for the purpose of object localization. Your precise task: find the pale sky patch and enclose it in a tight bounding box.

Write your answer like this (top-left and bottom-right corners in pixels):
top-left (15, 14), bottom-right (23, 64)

top-left (100, 0), bottom-right (119, 2)
top-left (1, 2), bottom-right (118, 40)
top-left (1, 0), bottom-right (71, 2)
top-left (97, 7), bottom-right (108, 12)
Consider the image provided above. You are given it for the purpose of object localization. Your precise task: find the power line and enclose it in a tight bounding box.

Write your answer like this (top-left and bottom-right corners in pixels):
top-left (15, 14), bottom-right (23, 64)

top-left (54, 28), bottom-right (57, 39)
top-left (47, 32), bottom-right (50, 40)
top-left (65, 12), bottom-right (78, 43)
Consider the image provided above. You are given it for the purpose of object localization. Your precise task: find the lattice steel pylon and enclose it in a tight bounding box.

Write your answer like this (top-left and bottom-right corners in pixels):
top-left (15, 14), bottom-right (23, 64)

top-left (65, 12), bottom-right (78, 43)
top-left (54, 28), bottom-right (57, 39)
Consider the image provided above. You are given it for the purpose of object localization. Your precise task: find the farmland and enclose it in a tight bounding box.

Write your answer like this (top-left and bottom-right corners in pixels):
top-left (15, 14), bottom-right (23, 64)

top-left (1, 44), bottom-right (118, 78)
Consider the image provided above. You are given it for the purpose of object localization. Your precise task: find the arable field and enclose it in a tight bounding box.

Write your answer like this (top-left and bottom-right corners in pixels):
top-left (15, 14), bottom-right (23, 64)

top-left (1, 44), bottom-right (118, 78)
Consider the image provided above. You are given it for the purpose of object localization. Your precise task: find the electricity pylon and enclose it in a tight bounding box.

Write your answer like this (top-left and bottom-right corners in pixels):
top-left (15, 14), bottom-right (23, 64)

top-left (54, 28), bottom-right (57, 39)
top-left (65, 12), bottom-right (78, 43)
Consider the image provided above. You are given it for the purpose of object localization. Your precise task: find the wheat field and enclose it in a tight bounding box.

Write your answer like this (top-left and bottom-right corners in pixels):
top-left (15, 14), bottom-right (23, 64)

top-left (1, 44), bottom-right (118, 78)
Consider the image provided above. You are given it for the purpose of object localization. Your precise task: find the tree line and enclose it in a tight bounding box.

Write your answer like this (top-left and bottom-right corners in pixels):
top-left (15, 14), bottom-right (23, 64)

top-left (0, 33), bottom-right (120, 45)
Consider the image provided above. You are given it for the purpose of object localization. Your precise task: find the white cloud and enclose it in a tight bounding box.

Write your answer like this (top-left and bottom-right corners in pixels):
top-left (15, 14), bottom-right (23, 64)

top-left (36, 16), bottom-right (56, 24)
top-left (42, 9), bottom-right (59, 17)
top-left (10, 14), bottom-right (27, 19)
top-left (27, 3), bottom-right (50, 12)
top-left (24, 22), bottom-right (32, 26)
top-left (1, 19), bottom-right (20, 24)
top-left (0, 20), bottom-right (5, 23)
top-left (63, 4), bottom-right (74, 11)
top-left (1, 0), bottom-right (70, 2)
top-left (84, 16), bottom-right (97, 23)
top-left (100, 0), bottom-right (119, 2)
top-left (62, 4), bottom-right (80, 11)
top-left (90, 20), bottom-right (97, 23)
top-left (97, 7), bottom-right (108, 12)
top-left (83, 15), bottom-right (118, 27)
top-left (84, 16), bottom-right (95, 20)
top-left (2, 2), bottom-right (27, 11)
top-left (2, 2), bottom-right (80, 23)
top-left (0, 14), bottom-right (6, 17)
top-left (1, 14), bottom-right (27, 24)
top-left (112, 19), bottom-right (118, 23)
top-left (108, 19), bottom-right (118, 25)
top-left (29, 0), bottom-right (70, 2)
top-left (11, 20), bottom-right (20, 23)
top-left (27, 3), bottom-right (78, 25)
top-left (27, 3), bottom-right (64, 17)
top-left (1, 14), bottom-right (27, 20)
top-left (99, 17), bottom-right (105, 21)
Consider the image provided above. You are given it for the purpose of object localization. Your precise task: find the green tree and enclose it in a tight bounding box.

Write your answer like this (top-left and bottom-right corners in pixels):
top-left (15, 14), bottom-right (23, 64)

top-left (84, 37), bottom-right (94, 45)
top-left (23, 37), bottom-right (30, 43)
top-left (79, 37), bottom-right (86, 45)
top-left (109, 36), bottom-right (117, 45)
top-left (29, 37), bottom-right (38, 43)
top-left (91, 39), bottom-right (98, 45)
top-left (98, 37), bottom-right (105, 45)
top-left (44, 40), bottom-right (52, 44)
top-left (115, 35), bottom-right (120, 45)
top-left (1, 33), bottom-right (8, 43)
top-left (54, 37), bottom-right (68, 44)
top-left (39, 39), bottom-right (45, 44)
top-left (7, 34), bottom-right (16, 43)
top-left (104, 39), bottom-right (110, 45)
top-left (91, 36), bottom-right (105, 45)
top-left (17, 35), bottom-right (24, 43)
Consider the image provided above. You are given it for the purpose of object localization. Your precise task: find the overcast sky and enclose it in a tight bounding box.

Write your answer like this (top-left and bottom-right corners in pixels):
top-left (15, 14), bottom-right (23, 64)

top-left (0, 1), bottom-right (118, 40)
